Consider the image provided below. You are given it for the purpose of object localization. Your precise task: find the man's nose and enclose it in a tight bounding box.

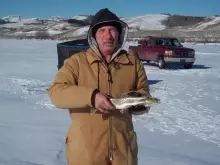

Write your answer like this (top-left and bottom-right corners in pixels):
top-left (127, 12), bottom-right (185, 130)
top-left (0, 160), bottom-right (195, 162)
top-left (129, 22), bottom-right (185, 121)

top-left (104, 30), bottom-right (113, 39)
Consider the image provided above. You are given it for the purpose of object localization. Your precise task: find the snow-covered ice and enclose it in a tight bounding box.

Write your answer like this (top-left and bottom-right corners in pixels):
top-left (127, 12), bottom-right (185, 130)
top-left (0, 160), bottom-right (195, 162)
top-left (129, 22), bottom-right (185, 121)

top-left (0, 39), bottom-right (220, 165)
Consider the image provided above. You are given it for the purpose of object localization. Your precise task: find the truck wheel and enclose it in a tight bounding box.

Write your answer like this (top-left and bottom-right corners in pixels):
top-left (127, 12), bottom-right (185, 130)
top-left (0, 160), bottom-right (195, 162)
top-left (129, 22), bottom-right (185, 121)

top-left (184, 64), bottom-right (193, 69)
top-left (158, 58), bottom-right (166, 69)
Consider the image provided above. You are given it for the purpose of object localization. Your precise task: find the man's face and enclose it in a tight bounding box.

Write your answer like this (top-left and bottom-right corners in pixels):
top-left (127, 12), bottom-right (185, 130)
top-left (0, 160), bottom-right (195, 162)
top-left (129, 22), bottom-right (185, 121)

top-left (95, 25), bottom-right (119, 55)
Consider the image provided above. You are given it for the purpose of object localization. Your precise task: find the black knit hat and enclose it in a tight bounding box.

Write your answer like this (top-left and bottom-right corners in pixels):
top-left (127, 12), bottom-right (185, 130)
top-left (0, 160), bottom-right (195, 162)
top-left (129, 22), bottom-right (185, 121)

top-left (90, 8), bottom-right (124, 37)
top-left (92, 21), bottom-right (122, 37)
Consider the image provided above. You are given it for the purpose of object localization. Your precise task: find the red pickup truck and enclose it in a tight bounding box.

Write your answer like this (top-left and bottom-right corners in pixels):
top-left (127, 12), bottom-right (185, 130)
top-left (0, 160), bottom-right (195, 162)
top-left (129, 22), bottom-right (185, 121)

top-left (128, 36), bottom-right (195, 69)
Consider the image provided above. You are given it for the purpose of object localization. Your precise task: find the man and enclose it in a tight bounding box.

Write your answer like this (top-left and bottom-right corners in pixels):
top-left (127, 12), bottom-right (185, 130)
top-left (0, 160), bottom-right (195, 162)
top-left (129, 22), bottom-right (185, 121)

top-left (48, 8), bottom-right (151, 165)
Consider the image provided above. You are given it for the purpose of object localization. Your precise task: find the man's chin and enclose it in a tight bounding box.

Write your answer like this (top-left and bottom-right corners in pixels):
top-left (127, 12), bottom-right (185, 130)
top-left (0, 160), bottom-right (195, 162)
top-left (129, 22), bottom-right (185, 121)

top-left (105, 48), bottom-right (114, 54)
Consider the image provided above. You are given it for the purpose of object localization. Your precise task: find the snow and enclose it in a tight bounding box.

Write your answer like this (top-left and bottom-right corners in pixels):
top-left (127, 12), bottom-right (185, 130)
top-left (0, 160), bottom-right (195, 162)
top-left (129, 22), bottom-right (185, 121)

top-left (0, 39), bottom-right (220, 165)
top-left (121, 14), bottom-right (168, 30)
top-left (22, 18), bottom-right (42, 24)
top-left (50, 24), bottom-right (67, 31)
top-left (1, 15), bottom-right (41, 24)
top-left (193, 16), bottom-right (220, 30)
top-left (25, 31), bottom-right (38, 36)
top-left (1, 22), bottom-right (24, 28)
top-left (47, 30), bottom-right (62, 36)
top-left (71, 15), bottom-right (88, 20)
top-left (47, 16), bottom-right (65, 22)
top-left (72, 26), bottom-right (89, 36)
top-left (2, 15), bottom-right (22, 22)
top-left (14, 31), bottom-right (38, 37)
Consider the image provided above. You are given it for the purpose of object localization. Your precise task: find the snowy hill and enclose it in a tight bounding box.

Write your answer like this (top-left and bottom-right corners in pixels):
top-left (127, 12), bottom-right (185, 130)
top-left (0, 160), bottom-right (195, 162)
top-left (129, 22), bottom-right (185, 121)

top-left (121, 14), bottom-right (169, 30)
top-left (2, 15), bottom-right (23, 22)
top-left (71, 15), bottom-right (89, 21)
top-left (2, 15), bottom-right (43, 24)
top-left (70, 14), bottom-right (169, 30)
top-left (1, 13), bottom-right (220, 41)
top-left (47, 16), bottom-right (66, 22)
top-left (190, 16), bottom-right (220, 30)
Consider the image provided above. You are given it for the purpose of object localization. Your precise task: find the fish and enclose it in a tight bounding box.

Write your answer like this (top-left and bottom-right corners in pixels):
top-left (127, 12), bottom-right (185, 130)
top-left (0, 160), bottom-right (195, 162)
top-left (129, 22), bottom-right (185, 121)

top-left (90, 91), bottom-right (160, 114)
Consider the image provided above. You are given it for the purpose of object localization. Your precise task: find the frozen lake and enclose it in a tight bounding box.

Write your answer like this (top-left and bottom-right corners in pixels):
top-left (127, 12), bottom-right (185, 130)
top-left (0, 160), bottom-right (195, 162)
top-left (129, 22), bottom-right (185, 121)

top-left (0, 39), bottom-right (220, 165)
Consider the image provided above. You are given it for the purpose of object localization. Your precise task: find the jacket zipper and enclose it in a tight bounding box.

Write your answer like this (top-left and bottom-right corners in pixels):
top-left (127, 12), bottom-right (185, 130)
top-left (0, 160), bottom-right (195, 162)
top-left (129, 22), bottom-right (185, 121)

top-left (99, 61), bottom-right (113, 164)
top-left (107, 66), bottom-right (113, 163)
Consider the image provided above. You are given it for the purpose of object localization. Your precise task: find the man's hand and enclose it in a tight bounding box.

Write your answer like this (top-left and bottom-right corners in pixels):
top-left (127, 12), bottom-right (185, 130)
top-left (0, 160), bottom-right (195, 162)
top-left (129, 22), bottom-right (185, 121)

top-left (94, 92), bottom-right (114, 113)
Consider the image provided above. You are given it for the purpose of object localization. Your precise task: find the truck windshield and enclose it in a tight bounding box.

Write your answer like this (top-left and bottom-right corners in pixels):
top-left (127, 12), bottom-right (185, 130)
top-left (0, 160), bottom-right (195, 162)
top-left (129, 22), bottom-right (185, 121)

top-left (156, 38), bottom-right (182, 47)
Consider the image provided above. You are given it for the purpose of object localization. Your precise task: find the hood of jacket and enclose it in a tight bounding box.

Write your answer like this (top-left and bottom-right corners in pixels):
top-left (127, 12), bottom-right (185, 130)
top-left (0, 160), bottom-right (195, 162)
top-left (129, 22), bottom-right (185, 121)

top-left (87, 8), bottom-right (129, 63)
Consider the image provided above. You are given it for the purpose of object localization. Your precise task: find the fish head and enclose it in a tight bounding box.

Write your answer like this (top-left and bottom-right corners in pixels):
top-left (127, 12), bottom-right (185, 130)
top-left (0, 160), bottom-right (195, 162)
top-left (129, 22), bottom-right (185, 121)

top-left (145, 97), bottom-right (160, 105)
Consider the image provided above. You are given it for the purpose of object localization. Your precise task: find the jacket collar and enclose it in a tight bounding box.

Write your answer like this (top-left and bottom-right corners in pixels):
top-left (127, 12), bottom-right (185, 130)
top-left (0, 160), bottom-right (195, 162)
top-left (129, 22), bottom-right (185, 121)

top-left (86, 48), bottom-right (133, 65)
top-left (114, 50), bottom-right (133, 64)
top-left (86, 48), bottom-right (101, 65)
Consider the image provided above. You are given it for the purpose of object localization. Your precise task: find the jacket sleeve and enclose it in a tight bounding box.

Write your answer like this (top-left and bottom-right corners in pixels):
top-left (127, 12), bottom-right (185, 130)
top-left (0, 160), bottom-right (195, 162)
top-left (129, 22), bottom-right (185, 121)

top-left (135, 58), bottom-right (151, 97)
top-left (47, 56), bottom-right (96, 109)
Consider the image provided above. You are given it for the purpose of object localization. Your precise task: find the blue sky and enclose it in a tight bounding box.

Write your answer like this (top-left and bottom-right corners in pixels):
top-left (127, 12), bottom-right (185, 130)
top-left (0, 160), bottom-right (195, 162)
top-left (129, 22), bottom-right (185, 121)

top-left (1, 0), bottom-right (219, 18)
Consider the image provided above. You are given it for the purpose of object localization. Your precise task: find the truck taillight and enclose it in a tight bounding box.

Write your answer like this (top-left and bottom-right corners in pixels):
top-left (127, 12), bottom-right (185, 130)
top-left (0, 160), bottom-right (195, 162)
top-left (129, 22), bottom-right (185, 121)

top-left (164, 50), bottom-right (173, 56)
